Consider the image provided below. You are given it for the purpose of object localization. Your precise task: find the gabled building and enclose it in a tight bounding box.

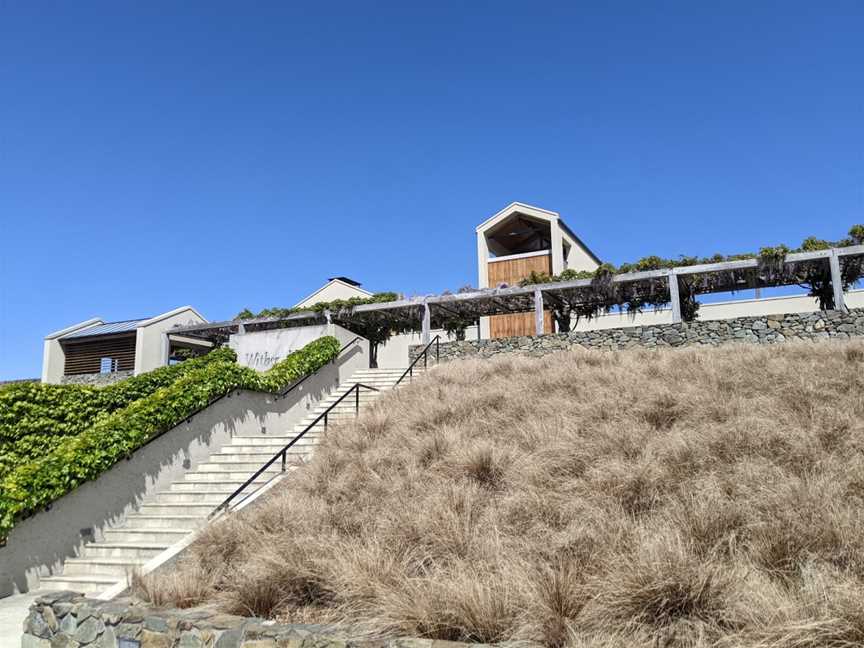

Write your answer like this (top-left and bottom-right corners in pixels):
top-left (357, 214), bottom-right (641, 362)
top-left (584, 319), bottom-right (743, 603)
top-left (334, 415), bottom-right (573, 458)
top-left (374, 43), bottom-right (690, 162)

top-left (42, 306), bottom-right (208, 384)
top-left (476, 202), bottom-right (601, 338)
top-left (293, 276), bottom-right (372, 309)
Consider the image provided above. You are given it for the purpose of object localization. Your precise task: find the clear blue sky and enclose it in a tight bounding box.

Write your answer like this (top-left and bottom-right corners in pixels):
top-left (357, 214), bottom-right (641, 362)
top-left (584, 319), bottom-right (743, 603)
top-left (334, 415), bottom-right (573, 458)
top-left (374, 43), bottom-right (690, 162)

top-left (1, 2), bottom-right (862, 379)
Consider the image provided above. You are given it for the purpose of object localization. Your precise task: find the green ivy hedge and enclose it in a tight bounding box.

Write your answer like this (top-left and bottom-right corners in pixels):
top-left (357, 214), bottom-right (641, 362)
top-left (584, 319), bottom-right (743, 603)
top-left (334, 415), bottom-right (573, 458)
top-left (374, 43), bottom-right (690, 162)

top-left (0, 336), bottom-right (340, 539)
top-left (0, 351), bottom-right (232, 475)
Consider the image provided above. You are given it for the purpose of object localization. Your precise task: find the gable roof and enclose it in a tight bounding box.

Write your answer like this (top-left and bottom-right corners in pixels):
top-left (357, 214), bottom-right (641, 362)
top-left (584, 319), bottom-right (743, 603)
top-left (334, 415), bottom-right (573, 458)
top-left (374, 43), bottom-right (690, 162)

top-left (476, 201), bottom-right (602, 266)
top-left (293, 278), bottom-right (373, 309)
top-left (328, 276), bottom-right (362, 287)
top-left (62, 318), bottom-right (148, 339)
top-left (49, 306), bottom-right (207, 341)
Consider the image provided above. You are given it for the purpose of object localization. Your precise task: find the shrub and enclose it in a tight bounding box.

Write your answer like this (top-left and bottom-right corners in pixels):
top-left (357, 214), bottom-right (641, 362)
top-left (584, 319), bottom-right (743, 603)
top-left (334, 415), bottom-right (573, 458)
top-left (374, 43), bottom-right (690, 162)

top-left (0, 336), bottom-right (340, 538)
top-left (0, 350), bottom-right (232, 474)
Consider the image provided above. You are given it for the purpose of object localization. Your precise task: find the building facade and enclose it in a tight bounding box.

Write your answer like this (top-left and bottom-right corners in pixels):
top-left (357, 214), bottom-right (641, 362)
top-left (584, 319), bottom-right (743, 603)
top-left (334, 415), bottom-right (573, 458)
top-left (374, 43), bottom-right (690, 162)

top-left (42, 306), bottom-right (208, 384)
top-left (39, 201), bottom-right (864, 381)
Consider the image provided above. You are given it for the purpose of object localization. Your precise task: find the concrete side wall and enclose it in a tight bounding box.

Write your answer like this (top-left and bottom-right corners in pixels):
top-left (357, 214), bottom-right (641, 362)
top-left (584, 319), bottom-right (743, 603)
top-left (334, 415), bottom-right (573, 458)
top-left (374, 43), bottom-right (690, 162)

top-left (0, 346), bottom-right (365, 598)
top-left (377, 326), bottom-right (480, 369)
top-left (40, 338), bottom-right (65, 384)
top-left (134, 309), bottom-right (207, 375)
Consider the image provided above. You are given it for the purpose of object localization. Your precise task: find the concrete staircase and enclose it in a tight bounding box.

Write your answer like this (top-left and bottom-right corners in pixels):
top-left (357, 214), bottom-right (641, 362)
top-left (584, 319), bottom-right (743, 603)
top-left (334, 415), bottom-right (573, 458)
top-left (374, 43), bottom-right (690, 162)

top-left (38, 367), bottom-right (415, 596)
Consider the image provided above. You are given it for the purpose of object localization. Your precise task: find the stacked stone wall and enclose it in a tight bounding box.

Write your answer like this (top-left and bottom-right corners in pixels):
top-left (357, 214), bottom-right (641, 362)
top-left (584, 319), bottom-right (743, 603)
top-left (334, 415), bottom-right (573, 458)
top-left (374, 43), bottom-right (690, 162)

top-left (410, 308), bottom-right (864, 363)
top-left (60, 370), bottom-right (133, 386)
top-left (23, 592), bottom-right (483, 648)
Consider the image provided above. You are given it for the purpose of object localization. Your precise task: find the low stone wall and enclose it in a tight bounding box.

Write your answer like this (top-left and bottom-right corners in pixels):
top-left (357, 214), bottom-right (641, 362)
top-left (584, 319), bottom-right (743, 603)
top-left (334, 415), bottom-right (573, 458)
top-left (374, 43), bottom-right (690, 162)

top-left (23, 592), bottom-right (480, 648)
top-left (61, 370), bottom-right (133, 386)
top-left (411, 308), bottom-right (864, 363)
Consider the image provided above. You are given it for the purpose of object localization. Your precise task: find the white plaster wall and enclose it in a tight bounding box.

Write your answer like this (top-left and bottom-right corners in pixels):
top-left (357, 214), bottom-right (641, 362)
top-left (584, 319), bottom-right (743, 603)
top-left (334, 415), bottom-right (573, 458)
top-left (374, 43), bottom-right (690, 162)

top-left (377, 325), bottom-right (479, 369)
top-left (135, 309), bottom-right (206, 375)
top-left (562, 238), bottom-right (601, 273)
top-left (0, 344), bottom-right (366, 597)
top-left (568, 289), bottom-right (864, 332)
top-left (230, 325), bottom-right (330, 371)
top-left (40, 338), bottom-right (65, 384)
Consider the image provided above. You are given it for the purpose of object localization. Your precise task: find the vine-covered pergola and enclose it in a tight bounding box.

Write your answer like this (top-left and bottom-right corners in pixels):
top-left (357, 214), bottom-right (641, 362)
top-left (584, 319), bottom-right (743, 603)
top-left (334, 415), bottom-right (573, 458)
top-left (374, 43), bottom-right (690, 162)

top-left (171, 244), bottom-right (863, 346)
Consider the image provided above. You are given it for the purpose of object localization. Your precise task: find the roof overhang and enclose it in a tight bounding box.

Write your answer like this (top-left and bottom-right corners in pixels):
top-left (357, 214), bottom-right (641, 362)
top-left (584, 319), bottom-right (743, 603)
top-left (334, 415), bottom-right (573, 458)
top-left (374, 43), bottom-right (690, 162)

top-left (45, 318), bottom-right (104, 341)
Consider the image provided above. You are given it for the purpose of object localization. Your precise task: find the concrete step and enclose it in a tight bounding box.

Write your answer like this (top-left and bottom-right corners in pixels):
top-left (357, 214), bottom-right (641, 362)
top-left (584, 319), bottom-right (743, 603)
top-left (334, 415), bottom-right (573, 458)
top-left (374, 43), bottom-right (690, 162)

top-left (227, 436), bottom-right (319, 447)
top-left (184, 469), bottom-right (287, 482)
top-left (154, 489), bottom-right (260, 504)
top-left (137, 503), bottom-right (217, 517)
top-left (82, 542), bottom-right (169, 560)
top-left (209, 451), bottom-right (311, 463)
top-left (39, 575), bottom-right (122, 595)
top-left (220, 445), bottom-right (319, 458)
top-left (320, 390), bottom-right (382, 399)
top-left (63, 557), bottom-right (146, 578)
top-left (123, 514), bottom-right (206, 530)
top-left (103, 527), bottom-right (191, 544)
top-left (196, 461), bottom-right (301, 473)
top-left (230, 435), bottom-right (322, 446)
top-left (298, 411), bottom-right (363, 423)
top-left (169, 477), bottom-right (274, 492)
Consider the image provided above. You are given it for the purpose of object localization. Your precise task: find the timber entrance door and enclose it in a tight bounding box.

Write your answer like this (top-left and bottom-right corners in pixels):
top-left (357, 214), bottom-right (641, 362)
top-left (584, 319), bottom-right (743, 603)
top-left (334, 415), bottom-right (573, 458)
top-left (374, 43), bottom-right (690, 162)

top-left (487, 252), bottom-right (554, 338)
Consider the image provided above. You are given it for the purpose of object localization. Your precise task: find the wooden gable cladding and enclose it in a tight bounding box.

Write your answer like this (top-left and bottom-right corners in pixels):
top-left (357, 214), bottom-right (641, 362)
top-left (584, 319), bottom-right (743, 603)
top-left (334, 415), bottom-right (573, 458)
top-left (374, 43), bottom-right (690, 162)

top-left (487, 252), bottom-right (554, 338)
top-left (62, 334), bottom-right (137, 375)
top-left (487, 252), bottom-right (552, 286)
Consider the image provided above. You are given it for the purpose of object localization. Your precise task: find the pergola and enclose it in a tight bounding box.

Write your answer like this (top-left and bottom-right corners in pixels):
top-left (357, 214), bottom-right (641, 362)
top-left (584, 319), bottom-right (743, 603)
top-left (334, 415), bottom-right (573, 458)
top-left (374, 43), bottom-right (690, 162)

top-left (170, 244), bottom-right (864, 345)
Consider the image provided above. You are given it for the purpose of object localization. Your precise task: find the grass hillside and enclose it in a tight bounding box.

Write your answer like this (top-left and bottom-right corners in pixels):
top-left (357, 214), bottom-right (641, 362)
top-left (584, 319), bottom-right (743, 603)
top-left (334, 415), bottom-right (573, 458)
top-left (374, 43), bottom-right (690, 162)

top-left (139, 341), bottom-right (864, 648)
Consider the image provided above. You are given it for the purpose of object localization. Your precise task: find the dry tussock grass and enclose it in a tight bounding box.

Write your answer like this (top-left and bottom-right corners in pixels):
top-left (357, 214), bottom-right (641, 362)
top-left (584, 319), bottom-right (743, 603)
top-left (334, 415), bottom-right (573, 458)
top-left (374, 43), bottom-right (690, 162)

top-left (137, 340), bottom-right (864, 647)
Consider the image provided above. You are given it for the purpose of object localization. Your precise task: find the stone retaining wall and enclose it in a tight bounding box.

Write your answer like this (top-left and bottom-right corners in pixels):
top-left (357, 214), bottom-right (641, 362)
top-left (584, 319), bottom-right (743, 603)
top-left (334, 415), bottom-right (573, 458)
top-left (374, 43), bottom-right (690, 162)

top-left (60, 370), bottom-right (134, 386)
top-left (410, 308), bottom-right (864, 363)
top-left (23, 592), bottom-right (482, 648)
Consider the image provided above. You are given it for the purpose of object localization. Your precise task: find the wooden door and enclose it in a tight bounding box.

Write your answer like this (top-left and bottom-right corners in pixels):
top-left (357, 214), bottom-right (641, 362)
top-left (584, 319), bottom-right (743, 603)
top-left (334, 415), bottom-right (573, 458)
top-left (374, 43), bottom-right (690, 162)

top-left (487, 253), bottom-right (554, 338)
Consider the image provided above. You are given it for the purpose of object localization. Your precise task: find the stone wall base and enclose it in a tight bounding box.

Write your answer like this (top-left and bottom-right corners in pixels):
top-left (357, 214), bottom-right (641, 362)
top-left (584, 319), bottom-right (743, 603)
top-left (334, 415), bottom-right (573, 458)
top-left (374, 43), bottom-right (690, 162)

top-left (411, 308), bottom-right (864, 363)
top-left (60, 370), bottom-right (134, 386)
top-left (23, 592), bottom-right (484, 648)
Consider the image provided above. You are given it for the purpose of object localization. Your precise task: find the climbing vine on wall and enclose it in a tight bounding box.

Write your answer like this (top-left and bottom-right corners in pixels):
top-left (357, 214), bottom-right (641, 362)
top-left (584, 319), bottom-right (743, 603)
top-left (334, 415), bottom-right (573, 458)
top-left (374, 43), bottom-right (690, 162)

top-left (520, 226), bottom-right (864, 324)
top-left (0, 337), bottom-right (340, 539)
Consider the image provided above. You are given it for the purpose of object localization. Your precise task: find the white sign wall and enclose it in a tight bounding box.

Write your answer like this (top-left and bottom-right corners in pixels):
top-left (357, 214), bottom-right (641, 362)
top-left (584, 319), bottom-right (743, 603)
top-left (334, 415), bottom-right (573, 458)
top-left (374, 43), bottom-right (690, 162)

top-left (228, 325), bottom-right (329, 371)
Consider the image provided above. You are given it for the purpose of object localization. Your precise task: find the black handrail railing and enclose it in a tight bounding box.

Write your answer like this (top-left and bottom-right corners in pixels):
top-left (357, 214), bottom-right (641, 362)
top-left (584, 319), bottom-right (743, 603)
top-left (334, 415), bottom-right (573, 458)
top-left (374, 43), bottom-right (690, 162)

top-left (395, 334), bottom-right (440, 387)
top-left (277, 336), bottom-right (363, 398)
top-left (210, 381), bottom-right (379, 517)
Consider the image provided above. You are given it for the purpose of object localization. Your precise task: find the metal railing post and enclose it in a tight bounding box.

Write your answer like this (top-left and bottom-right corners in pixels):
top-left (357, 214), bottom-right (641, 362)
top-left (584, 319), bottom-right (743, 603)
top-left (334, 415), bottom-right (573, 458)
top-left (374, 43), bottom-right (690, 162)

top-left (355, 384), bottom-right (359, 416)
top-left (281, 449), bottom-right (286, 472)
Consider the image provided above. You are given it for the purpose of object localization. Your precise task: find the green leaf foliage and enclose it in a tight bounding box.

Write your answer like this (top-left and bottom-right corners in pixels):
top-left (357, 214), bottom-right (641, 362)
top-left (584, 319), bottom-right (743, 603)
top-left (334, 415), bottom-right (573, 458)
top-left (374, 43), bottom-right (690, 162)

top-left (515, 226), bottom-right (864, 324)
top-left (0, 336), bottom-right (340, 538)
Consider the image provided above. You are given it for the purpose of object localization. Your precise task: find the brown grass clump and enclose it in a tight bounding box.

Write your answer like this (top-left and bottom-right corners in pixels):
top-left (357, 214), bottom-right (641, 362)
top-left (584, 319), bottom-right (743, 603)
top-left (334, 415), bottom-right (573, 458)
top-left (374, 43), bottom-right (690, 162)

top-left (136, 340), bottom-right (864, 647)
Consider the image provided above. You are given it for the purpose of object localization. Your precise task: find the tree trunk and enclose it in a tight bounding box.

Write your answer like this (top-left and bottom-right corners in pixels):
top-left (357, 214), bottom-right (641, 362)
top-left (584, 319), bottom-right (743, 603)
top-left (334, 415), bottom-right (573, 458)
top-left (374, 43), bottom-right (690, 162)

top-left (369, 342), bottom-right (379, 369)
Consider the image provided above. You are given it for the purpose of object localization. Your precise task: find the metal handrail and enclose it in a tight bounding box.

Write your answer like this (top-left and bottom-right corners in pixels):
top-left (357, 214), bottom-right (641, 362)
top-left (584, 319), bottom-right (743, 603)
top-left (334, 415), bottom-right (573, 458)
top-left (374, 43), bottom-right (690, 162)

top-left (277, 336), bottom-right (363, 398)
top-left (395, 335), bottom-right (440, 387)
top-left (210, 381), bottom-right (379, 517)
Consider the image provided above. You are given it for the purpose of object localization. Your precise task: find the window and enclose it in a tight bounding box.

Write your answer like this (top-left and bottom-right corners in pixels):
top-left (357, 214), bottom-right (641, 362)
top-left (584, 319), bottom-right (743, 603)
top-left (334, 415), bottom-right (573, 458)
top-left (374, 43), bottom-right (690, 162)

top-left (99, 357), bottom-right (119, 374)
